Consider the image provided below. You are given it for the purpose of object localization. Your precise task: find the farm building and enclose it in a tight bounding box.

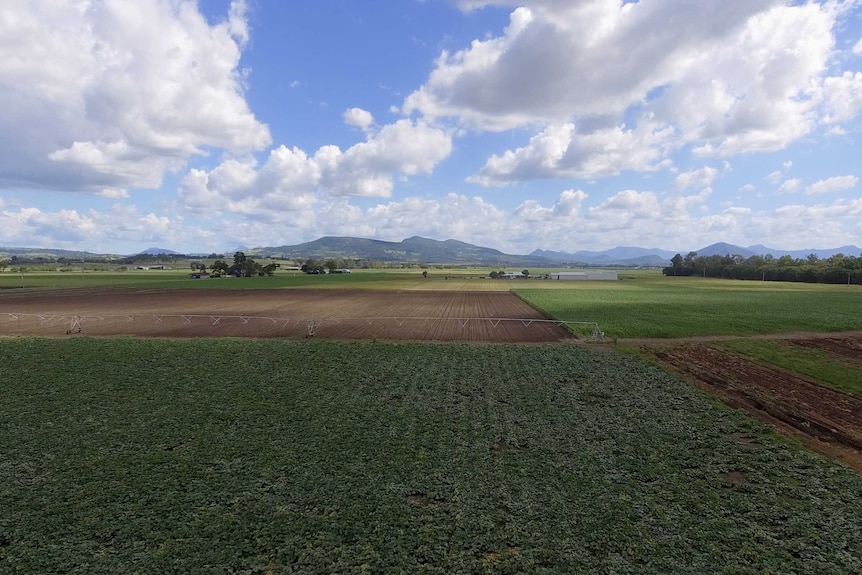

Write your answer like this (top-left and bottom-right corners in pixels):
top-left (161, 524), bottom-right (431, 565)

top-left (550, 271), bottom-right (618, 281)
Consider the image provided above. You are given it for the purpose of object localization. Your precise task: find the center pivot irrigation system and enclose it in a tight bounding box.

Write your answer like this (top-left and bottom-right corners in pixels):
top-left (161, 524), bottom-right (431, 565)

top-left (1, 312), bottom-right (606, 341)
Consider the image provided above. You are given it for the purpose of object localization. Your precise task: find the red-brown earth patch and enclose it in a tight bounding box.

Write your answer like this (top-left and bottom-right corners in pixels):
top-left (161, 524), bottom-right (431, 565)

top-left (0, 287), bottom-right (572, 342)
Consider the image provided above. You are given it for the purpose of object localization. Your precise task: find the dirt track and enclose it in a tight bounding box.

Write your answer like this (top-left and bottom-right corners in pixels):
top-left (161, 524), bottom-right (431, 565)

top-left (649, 340), bottom-right (862, 472)
top-left (0, 287), bottom-right (572, 342)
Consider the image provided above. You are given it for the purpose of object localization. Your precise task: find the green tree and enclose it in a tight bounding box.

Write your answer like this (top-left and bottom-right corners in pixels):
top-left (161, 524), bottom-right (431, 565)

top-left (489, 271), bottom-right (499, 279)
top-left (211, 260), bottom-right (229, 275)
top-left (302, 259), bottom-right (324, 274)
top-left (670, 253), bottom-right (683, 275)
top-left (0, 258), bottom-right (9, 271)
top-left (227, 251), bottom-right (260, 277)
top-left (522, 269), bottom-right (530, 277)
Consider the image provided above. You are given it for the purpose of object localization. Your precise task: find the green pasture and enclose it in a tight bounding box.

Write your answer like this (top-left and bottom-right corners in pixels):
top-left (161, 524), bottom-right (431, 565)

top-left (515, 276), bottom-right (862, 338)
top-left (2, 337), bottom-right (861, 574)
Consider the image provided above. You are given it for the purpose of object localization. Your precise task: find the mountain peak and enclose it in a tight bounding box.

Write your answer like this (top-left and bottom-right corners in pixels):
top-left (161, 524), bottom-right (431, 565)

top-left (136, 247), bottom-right (178, 256)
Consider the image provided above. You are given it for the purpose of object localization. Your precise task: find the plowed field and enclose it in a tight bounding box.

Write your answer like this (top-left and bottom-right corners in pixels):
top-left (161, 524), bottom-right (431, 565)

top-left (791, 333), bottom-right (862, 366)
top-left (651, 341), bottom-right (862, 471)
top-left (0, 287), bottom-right (571, 342)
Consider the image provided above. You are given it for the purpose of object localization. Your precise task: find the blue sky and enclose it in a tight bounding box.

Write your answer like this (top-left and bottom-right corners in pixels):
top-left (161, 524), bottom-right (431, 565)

top-left (1, 0), bottom-right (861, 255)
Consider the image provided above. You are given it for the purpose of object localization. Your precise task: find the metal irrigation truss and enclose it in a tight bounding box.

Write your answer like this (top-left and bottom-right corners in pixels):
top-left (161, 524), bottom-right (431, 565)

top-left (0, 312), bottom-right (605, 340)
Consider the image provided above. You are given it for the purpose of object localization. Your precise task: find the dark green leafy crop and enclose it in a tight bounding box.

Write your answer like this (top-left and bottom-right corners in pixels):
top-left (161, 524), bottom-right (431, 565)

top-left (1, 338), bottom-right (861, 574)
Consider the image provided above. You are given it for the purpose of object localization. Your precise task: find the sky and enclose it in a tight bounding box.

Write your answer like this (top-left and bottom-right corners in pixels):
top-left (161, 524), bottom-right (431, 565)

top-left (1, 0), bottom-right (862, 256)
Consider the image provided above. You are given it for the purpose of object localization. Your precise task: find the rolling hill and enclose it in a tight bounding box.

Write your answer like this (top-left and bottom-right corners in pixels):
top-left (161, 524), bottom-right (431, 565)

top-left (2, 237), bottom-right (859, 267)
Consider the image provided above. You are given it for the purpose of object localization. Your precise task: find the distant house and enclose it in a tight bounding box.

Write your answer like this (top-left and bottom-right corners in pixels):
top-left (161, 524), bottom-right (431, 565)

top-left (550, 271), bottom-right (618, 281)
top-left (136, 265), bottom-right (172, 270)
top-left (190, 273), bottom-right (211, 279)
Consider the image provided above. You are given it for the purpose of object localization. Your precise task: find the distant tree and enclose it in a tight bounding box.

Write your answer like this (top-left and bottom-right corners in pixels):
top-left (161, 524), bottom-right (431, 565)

top-left (324, 259), bottom-right (339, 273)
top-left (522, 269), bottom-right (530, 277)
top-left (211, 260), bottom-right (230, 275)
top-left (226, 251), bottom-right (260, 277)
top-left (660, 250), bottom-right (861, 285)
top-left (422, 270), bottom-right (428, 278)
top-left (261, 263), bottom-right (278, 276)
top-left (0, 258), bottom-right (9, 271)
top-left (489, 271), bottom-right (499, 279)
top-left (670, 253), bottom-right (683, 275)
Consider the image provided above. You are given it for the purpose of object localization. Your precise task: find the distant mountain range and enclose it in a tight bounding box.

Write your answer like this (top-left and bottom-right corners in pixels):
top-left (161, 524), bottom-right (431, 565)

top-left (1, 238), bottom-right (860, 267)
top-left (137, 247), bottom-right (179, 256)
top-left (531, 246), bottom-right (677, 267)
top-left (252, 236), bottom-right (548, 266)
top-left (531, 242), bottom-right (861, 265)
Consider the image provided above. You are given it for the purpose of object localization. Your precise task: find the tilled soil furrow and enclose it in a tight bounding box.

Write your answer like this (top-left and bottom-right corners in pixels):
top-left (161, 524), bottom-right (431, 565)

top-left (0, 288), bottom-right (571, 342)
top-left (655, 345), bottom-right (862, 455)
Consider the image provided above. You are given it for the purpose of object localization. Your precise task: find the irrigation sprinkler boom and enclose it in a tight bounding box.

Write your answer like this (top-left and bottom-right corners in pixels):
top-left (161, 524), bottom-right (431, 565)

top-left (3, 312), bottom-right (604, 341)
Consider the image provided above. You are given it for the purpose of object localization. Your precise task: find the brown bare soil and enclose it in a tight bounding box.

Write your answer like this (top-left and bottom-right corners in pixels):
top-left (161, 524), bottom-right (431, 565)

top-left (0, 287), bottom-right (572, 342)
top-left (790, 334), bottom-right (862, 367)
top-left (649, 343), bottom-right (862, 472)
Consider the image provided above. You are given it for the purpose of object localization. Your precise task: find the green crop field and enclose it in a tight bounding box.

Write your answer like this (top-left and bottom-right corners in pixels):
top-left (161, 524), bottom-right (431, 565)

top-left (515, 277), bottom-right (862, 338)
top-left (2, 338), bottom-right (861, 574)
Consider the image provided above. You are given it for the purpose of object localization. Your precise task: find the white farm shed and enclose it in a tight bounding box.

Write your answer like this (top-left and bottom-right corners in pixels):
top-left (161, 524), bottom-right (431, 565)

top-left (551, 271), bottom-right (618, 281)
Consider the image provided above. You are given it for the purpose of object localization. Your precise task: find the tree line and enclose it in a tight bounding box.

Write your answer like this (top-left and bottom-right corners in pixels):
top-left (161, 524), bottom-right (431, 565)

top-left (200, 252), bottom-right (278, 277)
top-left (663, 251), bottom-right (861, 284)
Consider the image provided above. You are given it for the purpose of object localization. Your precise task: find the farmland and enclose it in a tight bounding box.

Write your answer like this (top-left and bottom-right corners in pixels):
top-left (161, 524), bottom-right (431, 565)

top-left (3, 338), bottom-right (862, 574)
top-left (515, 278), bottom-right (862, 338)
top-left (0, 288), bottom-right (570, 342)
top-left (2, 274), bottom-right (862, 573)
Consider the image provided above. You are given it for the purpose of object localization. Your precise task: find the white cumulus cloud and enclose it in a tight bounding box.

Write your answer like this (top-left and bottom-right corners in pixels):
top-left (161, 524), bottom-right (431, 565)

top-left (469, 120), bottom-right (676, 185)
top-left (343, 108), bottom-right (375, 131)
top-left (675, 166), bottom-right (720, 190)
top-left (178, 120), bottom-right (453, 218)
top-left (776, 179), bottom-right (803, 195)
top-left (407, 1), bottom-right (856, 184)
top-left (805, 175), bottom-right (858, 195)
top-left (0, 0), bottom-right (270, 195)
